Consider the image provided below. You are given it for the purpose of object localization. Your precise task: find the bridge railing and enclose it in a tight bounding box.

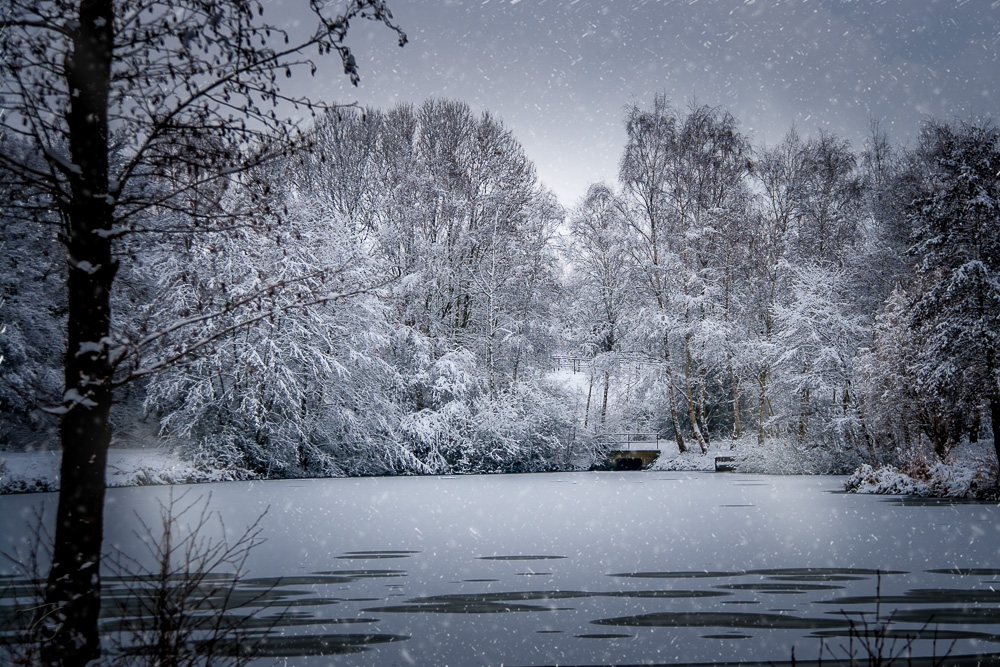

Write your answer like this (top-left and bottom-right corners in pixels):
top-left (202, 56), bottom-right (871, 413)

top-left (552, 355), bottom-right (667, 373)
top-left (594, 432), bottom-right (662, 452)
top-left (551, 355), bottom-right (591, 373)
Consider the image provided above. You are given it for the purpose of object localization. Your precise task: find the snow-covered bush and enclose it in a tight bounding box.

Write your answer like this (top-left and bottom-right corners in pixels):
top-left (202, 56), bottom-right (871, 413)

top-left (399, 372), bottom-right (577, 475)
top-left (735, 434), bottom-right (868, 475)
top-left (846, 449), bottom-right (997, 498)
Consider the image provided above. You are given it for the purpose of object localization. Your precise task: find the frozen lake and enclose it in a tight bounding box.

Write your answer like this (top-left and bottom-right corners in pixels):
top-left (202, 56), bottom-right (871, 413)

top-left (3, 471), bottom-right (1000, 665)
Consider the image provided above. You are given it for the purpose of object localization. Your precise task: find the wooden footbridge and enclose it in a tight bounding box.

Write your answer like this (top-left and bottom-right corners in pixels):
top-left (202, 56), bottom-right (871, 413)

top-left (595, 432), bottom-right (662, 470)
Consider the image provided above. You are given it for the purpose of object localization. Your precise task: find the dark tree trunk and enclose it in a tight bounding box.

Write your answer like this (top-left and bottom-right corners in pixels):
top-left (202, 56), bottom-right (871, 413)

top-left (42, 1), bottom-right (116, 664)
top-left (991, 394), bottom-right (1000, 479)
top-left (600, 371), bottom-right (610, 425)
top-left (664, 334), bottom-right (686, 453)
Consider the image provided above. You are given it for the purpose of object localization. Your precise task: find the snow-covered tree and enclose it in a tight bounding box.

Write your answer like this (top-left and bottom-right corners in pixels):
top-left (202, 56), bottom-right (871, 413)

top-left (618, 96), bottom-right (751, 452)
top-left (902, 119), bottom-right (1000, 462)
top-left (772, 261), bottom-right (867, 454)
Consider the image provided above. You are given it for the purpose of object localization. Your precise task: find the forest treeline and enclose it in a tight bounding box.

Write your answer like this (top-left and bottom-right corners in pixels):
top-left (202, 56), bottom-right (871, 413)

top-left (2, 96), bottom-right (998, 476)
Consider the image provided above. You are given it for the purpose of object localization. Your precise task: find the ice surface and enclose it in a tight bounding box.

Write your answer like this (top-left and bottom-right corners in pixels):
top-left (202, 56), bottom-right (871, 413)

top-left (2, 472), bottom-right (999, 664)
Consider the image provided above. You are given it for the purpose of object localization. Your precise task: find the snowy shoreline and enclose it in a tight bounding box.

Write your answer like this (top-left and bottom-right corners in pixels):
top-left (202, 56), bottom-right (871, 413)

top-left (0, 448), bottom-right (240, 495)
top-left (4, 441), bottom-right (996, 498)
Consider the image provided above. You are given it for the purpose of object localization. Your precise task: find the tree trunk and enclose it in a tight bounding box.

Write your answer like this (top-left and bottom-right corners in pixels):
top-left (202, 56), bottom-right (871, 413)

top-left (729, 361), bottom-right (741, 440)
top-left (757, 367), bottom-right (768, 447)
top-left (798, 387), bottom-right (810, 446)
top-left (42, 3), bottom-right (116, 664)
top-left (991, 393), bottom-right (1000, 479)
top-left (601, 371), bottom-right (610, 425)
top-left (698, 365), bottom-right (710, 447)
top-left (684, 335), bottom-right (707, 454)
top-left (664, 334), bottom-right (686, 453)
top-left (584, 369), bottom-right (594, 429)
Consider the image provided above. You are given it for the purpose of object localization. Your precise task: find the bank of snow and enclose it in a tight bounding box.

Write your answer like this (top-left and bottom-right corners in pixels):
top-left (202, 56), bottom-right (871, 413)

top-left (844, 440), bottom-right (997, 498)
top-left (0, 448), bottom-right (235, 495)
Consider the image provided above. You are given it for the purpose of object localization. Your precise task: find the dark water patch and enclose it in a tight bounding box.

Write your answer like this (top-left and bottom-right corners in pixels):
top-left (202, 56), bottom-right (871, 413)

top-left (102, 571), bottom-right (239, 585)
top-left (245, 570), bottom-right (407, 587)
top-left (364, 601), bottom-right (567, 614)
top-left (396, 589), bottom-right (727, 604)
top-left (337, 550), bottom-right (419, 560)
top-left (358, 588), bottom-right (728, 614)
top-left (537, 630), bottom-right (562, 634)
top-left (404, 590), bottom-right (587, 603)
top-left (509, 656), bottom-right (1000, 667)
top-left (746, 568), bottom-right (907, 578)
top-left (4, 579), bottom-right (347, 632)
top-left (0, 583), bottom-right (42, 600)
top-left (593, 611), bottom-right (848, 630)
top-left (721, 600), bottom-right (760, 605)
top-left (819, 588), bottom-right (1000, 606)
top-left (224, 632), bottom-right (409, 657)
top-left (609, 568), bottom-right (901, 581)
top-left (517, 572), bottom-right (552, 576)
top-left (302, 617), bottom-right (378, 625)
top-left (889, 607), bottom-right (1000, 626)
top-left (719, 583), bottom-right (843, 593)
top-left (98, 612), bottom-right (376, 635)
top-left (576, 633), bottom-right (633, 639)
top-left (813, 627), bottom-right (1000, 642)
top-left (609, 570), bottom-right (741, 579)
top-left (300, 570), bottom-right (407, 584)
top-left (603, 590), bottom-right (730, 600)
top-left (767, 574), bottom-right (865, 582)
top-left (97, 585), bottom-right (341, 614)
top-left (479, 555), bottom-right (567, 561)
top-left (927, 568), bottom-right (1000, 576)
top-left (343, 550), bottom-right (419, 555)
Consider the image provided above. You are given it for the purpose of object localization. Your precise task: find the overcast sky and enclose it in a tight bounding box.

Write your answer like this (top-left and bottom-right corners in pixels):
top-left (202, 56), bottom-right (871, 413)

top-left (277, 0), bottom-right (999, 208)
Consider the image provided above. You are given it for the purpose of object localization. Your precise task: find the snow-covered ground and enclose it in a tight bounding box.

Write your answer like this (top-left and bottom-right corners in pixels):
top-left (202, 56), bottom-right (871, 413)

top-left (0, 447), bottom-right (234, 494)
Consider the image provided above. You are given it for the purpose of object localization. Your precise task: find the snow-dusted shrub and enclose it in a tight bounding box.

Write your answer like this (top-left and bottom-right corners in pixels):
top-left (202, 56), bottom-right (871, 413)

top-left (399, 376), bottom-right (577, 474)
top-left (735, 435), bottom-right (867, 475)
top-left (468, 381), bottom-right (575, 473)
top-left (846, 450), bottom-right (997, 498)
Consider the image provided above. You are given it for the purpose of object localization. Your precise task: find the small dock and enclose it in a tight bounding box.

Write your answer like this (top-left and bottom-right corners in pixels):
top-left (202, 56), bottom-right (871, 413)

top-left (595, 433), bottom-right (661, 470)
